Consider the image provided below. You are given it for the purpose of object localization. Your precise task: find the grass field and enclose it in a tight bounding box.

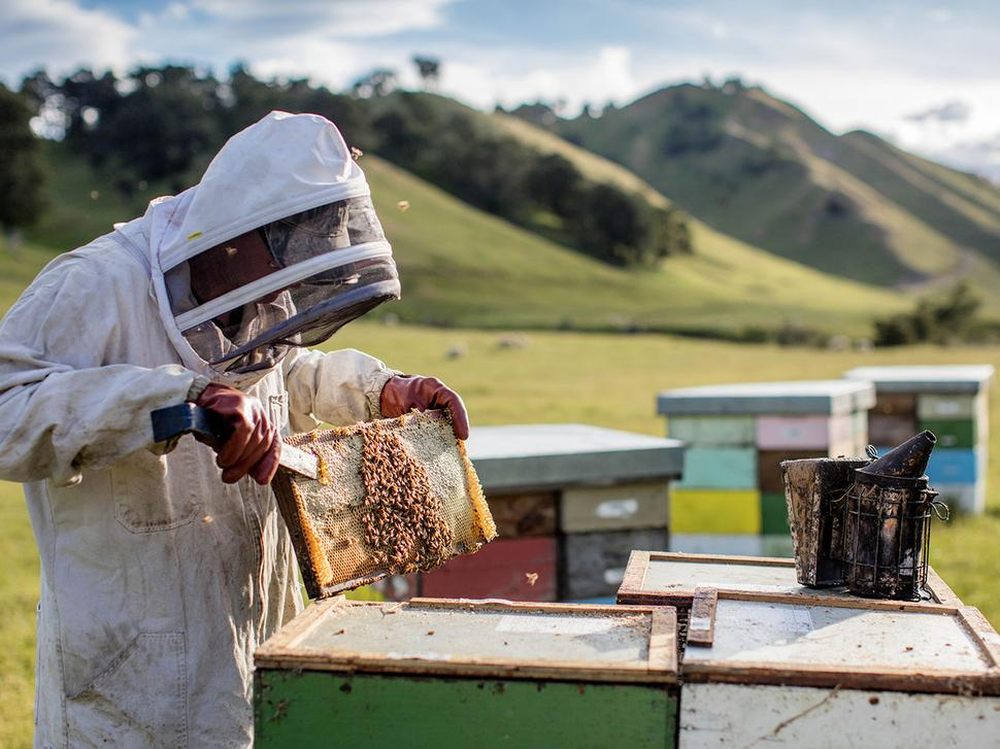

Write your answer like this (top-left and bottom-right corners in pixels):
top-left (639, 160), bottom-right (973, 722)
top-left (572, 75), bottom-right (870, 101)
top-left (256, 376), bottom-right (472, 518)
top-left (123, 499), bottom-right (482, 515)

top-left (2, 321), bottom-right (998, 747)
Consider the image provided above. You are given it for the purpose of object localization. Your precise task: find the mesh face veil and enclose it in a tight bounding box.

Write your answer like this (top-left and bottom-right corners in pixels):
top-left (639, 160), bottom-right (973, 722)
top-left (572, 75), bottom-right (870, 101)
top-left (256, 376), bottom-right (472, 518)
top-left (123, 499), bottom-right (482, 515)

top-left (164, 195), bottom-right (400, 380)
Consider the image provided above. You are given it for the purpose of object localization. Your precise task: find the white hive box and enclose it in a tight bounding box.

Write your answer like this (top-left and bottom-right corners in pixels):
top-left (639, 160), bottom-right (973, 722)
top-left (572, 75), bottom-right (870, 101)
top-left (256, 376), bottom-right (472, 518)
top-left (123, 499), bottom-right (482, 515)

top-left (678, 592), bottom-right (1000, 747)
top-left (845, 365), bottom-right (994, 514)
top-left (616, 551), bottom-right (960, 645)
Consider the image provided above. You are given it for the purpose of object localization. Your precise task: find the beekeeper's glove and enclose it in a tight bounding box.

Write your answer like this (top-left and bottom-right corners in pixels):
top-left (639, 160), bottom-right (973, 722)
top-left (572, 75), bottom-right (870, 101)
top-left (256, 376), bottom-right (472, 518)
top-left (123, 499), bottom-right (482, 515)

top-left (380, 375), bottom-right (470, 440)
top-left (195, 383), bottom-right (281, 484)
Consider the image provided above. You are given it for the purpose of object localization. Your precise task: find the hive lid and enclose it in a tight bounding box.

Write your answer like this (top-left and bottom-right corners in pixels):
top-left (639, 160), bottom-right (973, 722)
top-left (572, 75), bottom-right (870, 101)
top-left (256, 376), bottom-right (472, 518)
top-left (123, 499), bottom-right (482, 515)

top-left (466, 424), bottom-right (684, 491)
top-left (680, 592), bottom-right (1000, 695)
top-left (256, 598), bottom-right (678, 683)
top-left (656, 380), bottom-right (876, 417)
top-left (616, 551), bottom-right (961, 607)
top-left (845, 365), bottom-right (995, 394)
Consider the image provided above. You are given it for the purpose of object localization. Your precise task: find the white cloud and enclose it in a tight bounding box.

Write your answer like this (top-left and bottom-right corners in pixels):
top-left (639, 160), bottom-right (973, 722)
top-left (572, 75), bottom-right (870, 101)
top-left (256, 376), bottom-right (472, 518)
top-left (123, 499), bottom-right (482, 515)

top-left (187, 0), bottom-right (452, 37)
top-left (0, 0), bottom-right (135, 82)
top-left (439, 45), bottom-right (640, 113)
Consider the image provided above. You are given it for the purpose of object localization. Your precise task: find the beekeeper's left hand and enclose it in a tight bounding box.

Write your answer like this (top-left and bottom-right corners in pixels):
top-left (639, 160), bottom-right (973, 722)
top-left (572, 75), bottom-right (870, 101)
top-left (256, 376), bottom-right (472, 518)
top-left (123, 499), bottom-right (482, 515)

top-left (380, 375), bottom-right (470, 440)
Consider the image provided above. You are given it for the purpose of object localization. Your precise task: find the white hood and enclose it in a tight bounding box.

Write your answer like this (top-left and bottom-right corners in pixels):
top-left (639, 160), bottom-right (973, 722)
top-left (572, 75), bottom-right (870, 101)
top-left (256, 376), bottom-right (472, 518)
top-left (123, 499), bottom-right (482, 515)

top-left (132, 111), bottom-right (395, 382)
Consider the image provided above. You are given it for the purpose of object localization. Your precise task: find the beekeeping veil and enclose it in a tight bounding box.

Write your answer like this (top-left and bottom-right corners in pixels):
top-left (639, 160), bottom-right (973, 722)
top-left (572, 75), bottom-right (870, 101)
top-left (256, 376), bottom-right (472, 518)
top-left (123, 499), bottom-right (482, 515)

top-left (148, 111), bottom-right (400, 388)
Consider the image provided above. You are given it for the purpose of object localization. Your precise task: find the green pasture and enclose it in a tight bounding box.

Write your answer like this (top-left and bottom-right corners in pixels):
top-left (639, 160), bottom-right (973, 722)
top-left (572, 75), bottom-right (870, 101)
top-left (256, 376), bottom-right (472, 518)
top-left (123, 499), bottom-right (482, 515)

top-left (2, 321), bottom-right (999, 747)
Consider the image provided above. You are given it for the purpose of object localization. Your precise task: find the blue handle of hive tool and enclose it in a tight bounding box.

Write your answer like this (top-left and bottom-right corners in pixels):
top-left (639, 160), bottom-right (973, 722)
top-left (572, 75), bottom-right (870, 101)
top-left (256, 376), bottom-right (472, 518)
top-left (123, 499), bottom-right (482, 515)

top-left (149, 403), bottom-right (319, 480)
top-left (150, 403), bottom-right (229, 445)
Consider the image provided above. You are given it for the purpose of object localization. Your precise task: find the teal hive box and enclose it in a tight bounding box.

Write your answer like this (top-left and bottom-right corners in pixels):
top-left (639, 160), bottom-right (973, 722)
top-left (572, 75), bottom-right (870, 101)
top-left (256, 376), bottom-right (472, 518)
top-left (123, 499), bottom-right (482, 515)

top-left (255, 598), bottom-right (679, 749)
top-left (846, 365), bottom-right (993, 514)
top-left (657, 381), bottom-right (875, 556)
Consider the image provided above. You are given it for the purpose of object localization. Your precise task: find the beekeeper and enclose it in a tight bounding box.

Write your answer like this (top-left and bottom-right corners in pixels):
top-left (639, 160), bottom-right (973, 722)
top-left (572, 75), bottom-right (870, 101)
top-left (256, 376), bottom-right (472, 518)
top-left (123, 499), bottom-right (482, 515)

top-left (0, 111), bottom-right (469, 748)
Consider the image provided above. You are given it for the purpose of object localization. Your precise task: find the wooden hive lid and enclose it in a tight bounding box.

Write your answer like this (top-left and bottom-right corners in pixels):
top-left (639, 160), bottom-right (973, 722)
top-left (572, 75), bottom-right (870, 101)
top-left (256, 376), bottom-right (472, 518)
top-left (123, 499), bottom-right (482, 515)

top-left (466, 424), bottom-right (684, 491)
top-left (845, 365), bottom-right (995, 394)
top-left (656, 380), bottom-right (877, 417)
top-left (617, 551), bottom-right (961, 608)
top-left (256, 598), bottom-right (678, 684)
top-left (679, 592), bottom-right (1000, 695)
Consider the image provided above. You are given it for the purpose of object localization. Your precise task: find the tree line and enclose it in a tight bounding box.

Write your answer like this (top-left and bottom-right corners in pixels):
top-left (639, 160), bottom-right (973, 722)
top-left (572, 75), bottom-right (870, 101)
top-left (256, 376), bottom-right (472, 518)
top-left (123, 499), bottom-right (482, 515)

top-left (6, 64), bottom-right (692, 268)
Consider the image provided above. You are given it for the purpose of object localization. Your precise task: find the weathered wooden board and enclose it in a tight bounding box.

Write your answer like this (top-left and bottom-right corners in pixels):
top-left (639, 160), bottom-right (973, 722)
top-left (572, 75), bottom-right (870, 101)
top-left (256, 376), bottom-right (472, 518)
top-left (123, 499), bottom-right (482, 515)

top-left (561, 528), bottom-right (668, 600)
top-left (616, 552), bottom-right (959, 608)
top-left (670, 489), bottom-right (761, 534)
top-left (679, 682), bottom-right (1000, 748)
top-left (687, 588), bottom-right (718, 647)
top-left (677, 448), bottom-right (757, 489)
top-left (681, 597), bottom-right (1000, 695)
top-left (420, 537), bottom-right (557, 602)
top-left (256, 598), bottom-right (678, 683)
top-left (486, 491), bottom-right (558, 537)
top-left (256, 671), bottom-right (678, 749)
top-left (667, 415), bottom-right (756, 446)
top-left (669, 534), bottom-right (768, 557)
top-left (560, 481), bottom-right (669, 533)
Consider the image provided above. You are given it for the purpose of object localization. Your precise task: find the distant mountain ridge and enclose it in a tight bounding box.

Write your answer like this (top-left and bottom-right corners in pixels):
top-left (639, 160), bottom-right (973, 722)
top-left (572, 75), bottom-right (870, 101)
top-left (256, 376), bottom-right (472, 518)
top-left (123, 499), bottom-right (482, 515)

top-left (510, 82), bottom-right (1000, 291)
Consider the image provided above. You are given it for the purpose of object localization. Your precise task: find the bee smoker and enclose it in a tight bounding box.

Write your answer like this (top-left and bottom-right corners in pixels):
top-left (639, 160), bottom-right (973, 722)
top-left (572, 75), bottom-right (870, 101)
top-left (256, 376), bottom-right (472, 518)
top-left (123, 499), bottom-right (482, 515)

top-left (842, 431), bottom-right (940, 601)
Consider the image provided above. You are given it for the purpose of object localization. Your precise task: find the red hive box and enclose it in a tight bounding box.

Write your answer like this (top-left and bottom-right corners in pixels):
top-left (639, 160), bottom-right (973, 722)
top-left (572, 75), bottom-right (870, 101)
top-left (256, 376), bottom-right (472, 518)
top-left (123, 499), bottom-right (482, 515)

top-left (420, 537), bottom-right (557, 601)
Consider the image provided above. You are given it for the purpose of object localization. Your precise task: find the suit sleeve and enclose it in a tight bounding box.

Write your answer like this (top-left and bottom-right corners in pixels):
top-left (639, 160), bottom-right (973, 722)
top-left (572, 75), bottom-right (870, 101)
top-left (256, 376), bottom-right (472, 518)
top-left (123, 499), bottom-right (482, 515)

top-left (282, 347), bottom-right (397, 434)
top-left (0, 257), bottom-right (197, 486)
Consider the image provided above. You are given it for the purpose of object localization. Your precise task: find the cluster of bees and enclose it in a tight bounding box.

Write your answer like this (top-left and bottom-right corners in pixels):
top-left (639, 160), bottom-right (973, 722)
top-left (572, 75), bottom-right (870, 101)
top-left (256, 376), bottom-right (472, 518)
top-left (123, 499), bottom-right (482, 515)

top-left (357, 425), bottom-right (455, 574)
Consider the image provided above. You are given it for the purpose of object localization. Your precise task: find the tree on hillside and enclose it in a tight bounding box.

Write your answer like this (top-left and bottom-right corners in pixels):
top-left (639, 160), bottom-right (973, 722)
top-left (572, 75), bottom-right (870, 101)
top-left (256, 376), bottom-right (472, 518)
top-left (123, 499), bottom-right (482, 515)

top-left (351, 68), bottom-right (398, 98)
top-left (0, 84), bottom-right (45, 236)
top-left (412, 56), bottom-right (441, 89)
top-left (88, 65), bottom-right (225, 193)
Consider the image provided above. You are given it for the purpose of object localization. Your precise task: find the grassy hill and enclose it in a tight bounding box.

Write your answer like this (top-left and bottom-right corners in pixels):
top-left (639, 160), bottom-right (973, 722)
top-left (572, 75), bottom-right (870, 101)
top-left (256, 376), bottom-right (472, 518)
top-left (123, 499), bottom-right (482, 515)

top-left (520, 83), bottom-right (1000, 296)
top-left (8, 143), bottom-right (908, 339)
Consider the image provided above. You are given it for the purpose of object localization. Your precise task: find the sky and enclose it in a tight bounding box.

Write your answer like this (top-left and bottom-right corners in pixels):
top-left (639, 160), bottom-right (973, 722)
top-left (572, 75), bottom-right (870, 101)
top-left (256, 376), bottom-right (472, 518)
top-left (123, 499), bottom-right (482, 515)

top-left (2, 0), bottom-right (998, 180)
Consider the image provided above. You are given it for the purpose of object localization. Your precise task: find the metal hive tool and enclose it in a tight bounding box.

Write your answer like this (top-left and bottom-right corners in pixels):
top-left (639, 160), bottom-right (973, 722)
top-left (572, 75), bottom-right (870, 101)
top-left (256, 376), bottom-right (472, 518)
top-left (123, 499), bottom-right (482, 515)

top-left (271, 410), bottom-right (497, 599)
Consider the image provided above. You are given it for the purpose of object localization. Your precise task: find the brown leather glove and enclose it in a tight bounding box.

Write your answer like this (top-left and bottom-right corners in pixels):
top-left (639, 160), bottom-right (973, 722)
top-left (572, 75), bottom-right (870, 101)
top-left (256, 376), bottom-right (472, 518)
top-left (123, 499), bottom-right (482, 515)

top-left (379, 375), bottom-right (470, 440)
top-left (195, 383), bottom-right (281, 485)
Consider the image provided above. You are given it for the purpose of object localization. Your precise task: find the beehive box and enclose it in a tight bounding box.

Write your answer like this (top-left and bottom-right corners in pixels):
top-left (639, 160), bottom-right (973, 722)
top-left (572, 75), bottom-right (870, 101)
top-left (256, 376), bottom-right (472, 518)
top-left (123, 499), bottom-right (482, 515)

top-left (421, 537), bottom-right (558, 602)
top-left (657, 381), bottom-right (875, 557)
top-left (678, 593), bottom-right (1000, 747)
top-left (615, 551), bottom-right (960, 643)
top-left (419, 424), bottom-right (684, 601)
top-left (845, 365), bottom-right (994, 514)
top-left (255, 598), bottom-right (680, 748)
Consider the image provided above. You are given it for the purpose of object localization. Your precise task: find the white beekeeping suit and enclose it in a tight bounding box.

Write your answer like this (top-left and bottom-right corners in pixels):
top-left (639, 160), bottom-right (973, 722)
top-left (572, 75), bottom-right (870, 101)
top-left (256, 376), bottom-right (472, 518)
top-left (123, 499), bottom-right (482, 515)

top-left (0, 111), bottom-right (401, 748)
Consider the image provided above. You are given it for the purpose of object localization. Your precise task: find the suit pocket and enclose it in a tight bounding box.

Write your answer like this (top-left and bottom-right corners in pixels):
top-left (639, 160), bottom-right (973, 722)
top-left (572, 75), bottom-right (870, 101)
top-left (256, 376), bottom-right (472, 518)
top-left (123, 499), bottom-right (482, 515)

top-left (113, 440), bottom-right (200, 532)
top-left (68, 632), bottom-right (188, 749)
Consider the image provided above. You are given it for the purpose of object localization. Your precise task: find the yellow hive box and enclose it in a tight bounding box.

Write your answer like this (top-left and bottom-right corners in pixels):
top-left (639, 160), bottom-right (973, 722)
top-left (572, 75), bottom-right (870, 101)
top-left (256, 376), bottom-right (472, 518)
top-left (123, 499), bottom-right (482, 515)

top-left (670, 488), bottom-right (762, 534)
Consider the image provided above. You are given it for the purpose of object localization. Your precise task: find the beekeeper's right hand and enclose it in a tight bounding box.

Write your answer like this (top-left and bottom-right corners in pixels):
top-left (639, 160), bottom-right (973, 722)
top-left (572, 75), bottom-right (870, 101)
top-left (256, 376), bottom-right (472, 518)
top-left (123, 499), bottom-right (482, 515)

top-left (194, 383), bottom-right (281, 485)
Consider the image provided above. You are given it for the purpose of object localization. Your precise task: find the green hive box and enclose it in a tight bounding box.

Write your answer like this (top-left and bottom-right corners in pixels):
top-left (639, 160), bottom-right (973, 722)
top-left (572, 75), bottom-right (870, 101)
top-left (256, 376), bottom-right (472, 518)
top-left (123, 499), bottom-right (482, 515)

top-left (255, 598), bottom-right (679, 748)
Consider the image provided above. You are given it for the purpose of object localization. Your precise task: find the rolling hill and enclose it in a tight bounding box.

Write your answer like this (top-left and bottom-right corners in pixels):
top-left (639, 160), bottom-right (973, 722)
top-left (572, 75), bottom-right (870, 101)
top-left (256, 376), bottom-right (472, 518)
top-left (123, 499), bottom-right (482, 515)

top-left (514, 83), bottom-right (1000, 294)
top-left (6, 143), bottom-right (908, 338)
